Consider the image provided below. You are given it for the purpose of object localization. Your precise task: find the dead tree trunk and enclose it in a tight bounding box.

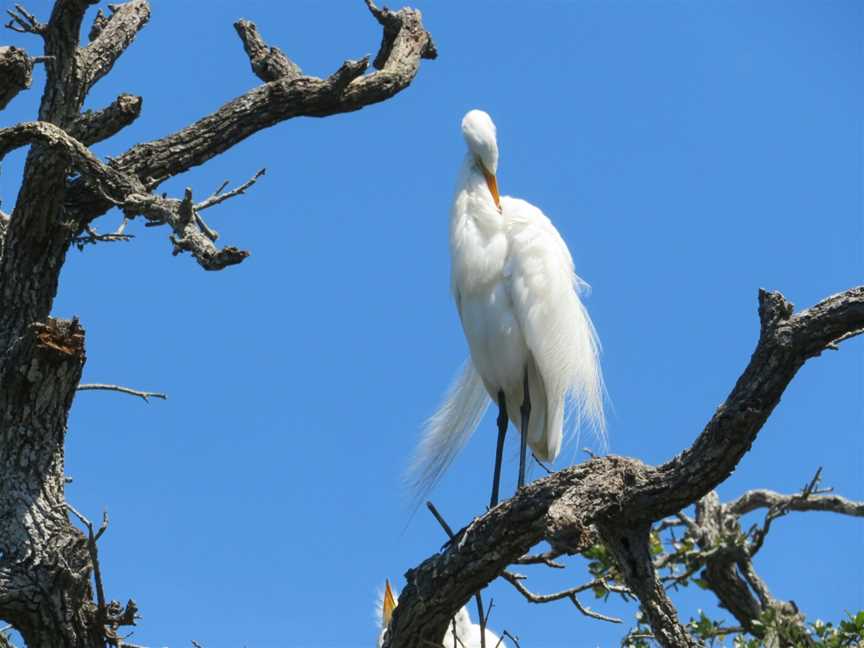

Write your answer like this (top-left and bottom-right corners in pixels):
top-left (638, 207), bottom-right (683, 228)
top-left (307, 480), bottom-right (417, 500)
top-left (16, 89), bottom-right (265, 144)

top-left (0, 2), bottom-right (435, 646)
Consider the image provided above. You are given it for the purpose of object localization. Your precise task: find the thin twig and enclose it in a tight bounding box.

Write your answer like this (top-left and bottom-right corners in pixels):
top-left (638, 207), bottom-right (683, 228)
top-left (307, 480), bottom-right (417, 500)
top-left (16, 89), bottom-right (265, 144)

top-left (426, 501), bottom-right (456, 538)
top-left (5, 4), bottom-right (44, 35)
top-left (78, 383), bottom-right (167, 403)
top-left (569, 596), bottom-right (622, 624)
top-left (499, 630), bottom-right (520, 648)
top-left (748, 466), bottom-right (824, 556)
top-left (65, 503), bottom-right (107, 614)
top-left (72, 224), bottom-right (134, 250)
top-left (514, 549), bottom-right (565, 569)
top-left (212, 179), bottom-right (229, 196)
top-left (195, 168), bottom-right (266, 211)
top-left (500, 570), bottom-right (624, 623)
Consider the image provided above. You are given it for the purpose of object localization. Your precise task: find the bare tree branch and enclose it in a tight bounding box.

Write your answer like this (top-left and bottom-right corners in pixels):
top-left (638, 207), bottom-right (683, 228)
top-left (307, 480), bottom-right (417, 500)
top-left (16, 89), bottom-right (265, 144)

top-left (500, 570), bottom-right (624, 622)
top-left (0, 45), bottom-right (33, 110)
top-left (5, 5), bottom-right (44, 36)
top-left (195, 168), bottom-right (266, 211)
top-left (80, 0), bottom-right (150, 94)
top-left (41, 0), bottom-right (98, 122)
top-left (729, 489), bottom-right (864, 518)
top-left (385, 286), bottom-right (864, 648)
top-left (233, 19), bottom-right (301, 82)
top-left (68, 93), bottom-right (143, 146)
top-left (0, 121), bottom-right (253, 270)
top-left (71, 224), bottom-right (133, 250)
top-left (0, 121), bottom-right (144, 197)
top-left (513, 549), bottom-right (565, 569)
top-left (77, 383), bottom-right (166, 403)
top-left (66, 1), bottom-right (437, 222)
top-left (122, 188), bottom-right (250, 270)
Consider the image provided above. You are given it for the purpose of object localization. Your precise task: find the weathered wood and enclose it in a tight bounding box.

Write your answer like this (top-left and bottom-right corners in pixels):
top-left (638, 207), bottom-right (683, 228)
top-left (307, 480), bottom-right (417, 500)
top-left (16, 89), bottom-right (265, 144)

top-left (384, 287), bottom-right (864, 648)
top-left (0, 3), bottom-right (435, 646)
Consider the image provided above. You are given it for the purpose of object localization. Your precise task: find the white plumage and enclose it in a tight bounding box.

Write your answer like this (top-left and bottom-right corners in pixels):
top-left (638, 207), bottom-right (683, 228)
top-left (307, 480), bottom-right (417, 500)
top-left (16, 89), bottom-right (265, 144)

top-left (410, 109), bottom-right (605, 506)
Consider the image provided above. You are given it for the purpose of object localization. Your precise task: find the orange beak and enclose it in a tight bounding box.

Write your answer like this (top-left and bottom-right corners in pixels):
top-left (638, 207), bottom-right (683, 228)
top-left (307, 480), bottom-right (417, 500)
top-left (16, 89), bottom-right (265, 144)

top-left (481, 165), bottom-right (501, 212)
top-left (383, 579), bottom-right (396, 626)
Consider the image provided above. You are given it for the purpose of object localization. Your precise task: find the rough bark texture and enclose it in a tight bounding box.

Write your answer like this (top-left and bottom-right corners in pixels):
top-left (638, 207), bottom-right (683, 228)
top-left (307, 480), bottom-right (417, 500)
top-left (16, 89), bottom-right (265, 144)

top-left (0, 318), bottom-right (95, 648)
top-left (0, 46), bottom-right (33, 110)
top-left (384, 287), bottom-right (864, 648)
top-left (0, 3), bottom-right (435, 646)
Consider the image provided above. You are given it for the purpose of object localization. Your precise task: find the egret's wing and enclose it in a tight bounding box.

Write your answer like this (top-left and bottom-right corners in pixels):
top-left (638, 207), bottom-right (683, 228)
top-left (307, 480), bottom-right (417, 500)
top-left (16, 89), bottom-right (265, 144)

top-left (502, 196), bottom-right (605, 460)
top-left (406, 360), bottom-right (490, 509)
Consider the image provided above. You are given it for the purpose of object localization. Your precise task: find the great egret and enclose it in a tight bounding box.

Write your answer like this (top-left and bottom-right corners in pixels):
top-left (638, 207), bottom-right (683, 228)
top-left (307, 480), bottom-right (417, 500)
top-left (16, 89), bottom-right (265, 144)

top-left (410, 109), bottom-right (605, 508)
top-left (377, 579), bottom-right (505, 648)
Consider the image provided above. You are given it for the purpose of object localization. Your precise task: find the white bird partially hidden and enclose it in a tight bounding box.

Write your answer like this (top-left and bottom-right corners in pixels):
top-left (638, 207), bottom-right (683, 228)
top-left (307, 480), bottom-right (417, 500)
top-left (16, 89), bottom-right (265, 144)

top-left (410, 109), bottom-right (605, 508)
top-left (377, 579), bottom-right (506, 648)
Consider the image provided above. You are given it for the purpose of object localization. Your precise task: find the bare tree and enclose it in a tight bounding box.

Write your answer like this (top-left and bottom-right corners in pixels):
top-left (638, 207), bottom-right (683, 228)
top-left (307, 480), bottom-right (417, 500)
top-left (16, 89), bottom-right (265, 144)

top-left (0, 2), bottom-right (435, 647)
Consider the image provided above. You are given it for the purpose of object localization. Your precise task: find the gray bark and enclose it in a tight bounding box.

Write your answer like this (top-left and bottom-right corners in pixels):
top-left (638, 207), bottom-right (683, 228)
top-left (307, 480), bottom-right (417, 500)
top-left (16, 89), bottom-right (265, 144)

top-left (384, 288), bottom-right (864, 648)
top-left (0, 3), bottom-right (435, 646)
top-left (0, 46), bottom-right (32, 110)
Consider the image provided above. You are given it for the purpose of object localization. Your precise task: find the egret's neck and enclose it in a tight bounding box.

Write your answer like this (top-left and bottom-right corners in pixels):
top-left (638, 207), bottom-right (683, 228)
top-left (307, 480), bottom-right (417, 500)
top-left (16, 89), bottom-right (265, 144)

top-left (452, 154), bottom-right (501, 232)
top-left (449, 154), bottom-right (509, 294)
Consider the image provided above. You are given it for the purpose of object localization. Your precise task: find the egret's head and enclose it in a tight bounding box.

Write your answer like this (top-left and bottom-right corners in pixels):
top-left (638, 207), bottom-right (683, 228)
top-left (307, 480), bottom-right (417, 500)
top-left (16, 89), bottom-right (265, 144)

top-left (462, 109), bottom-right (498, 174)
top-left (462, 109), bottom-right (501, 210)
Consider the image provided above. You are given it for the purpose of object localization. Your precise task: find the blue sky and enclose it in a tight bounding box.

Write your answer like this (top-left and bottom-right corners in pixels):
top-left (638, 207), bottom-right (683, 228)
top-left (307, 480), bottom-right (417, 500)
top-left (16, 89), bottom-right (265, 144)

top-left (1, 1), bottom-right (861, 647)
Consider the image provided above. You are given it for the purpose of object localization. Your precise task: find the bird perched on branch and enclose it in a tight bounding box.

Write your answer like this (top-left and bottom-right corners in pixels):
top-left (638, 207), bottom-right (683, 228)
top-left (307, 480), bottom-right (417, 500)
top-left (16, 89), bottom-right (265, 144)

top-left (377, 579), bottom-right (505, 648)
top-left (410, 109), bottom-right (605, 508)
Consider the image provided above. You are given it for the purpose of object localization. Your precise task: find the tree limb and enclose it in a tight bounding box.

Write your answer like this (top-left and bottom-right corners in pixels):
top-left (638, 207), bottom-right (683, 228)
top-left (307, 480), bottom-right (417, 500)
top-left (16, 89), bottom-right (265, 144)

top-left (68, 93), bottom-right (143, 146)
top-left (385, 286), bottom-right (864, 648)
top-left (233, 19), bottom-right (301, 82)
top-left (66, 1), bottom-right (436, 222)
top-left (0, 45), bottom-right (33, 109)
top-left (728, 489), bottom-right (864, 518)
top-left (0, 121), bottom-right (252, 270)
top-left (80, 0), bottom-right (150, 94)
top-left (0, 121), bottom-right (144, 197)
top-left (41, 0), bottom-right (97, 123)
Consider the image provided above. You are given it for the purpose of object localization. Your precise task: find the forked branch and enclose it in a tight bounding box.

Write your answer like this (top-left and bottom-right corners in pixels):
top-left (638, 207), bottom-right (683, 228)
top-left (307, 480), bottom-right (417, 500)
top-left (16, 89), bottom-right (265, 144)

top-left (65, 1), bottom-right (437, 224)
top-left (385, 286), bottom-right (864, 648)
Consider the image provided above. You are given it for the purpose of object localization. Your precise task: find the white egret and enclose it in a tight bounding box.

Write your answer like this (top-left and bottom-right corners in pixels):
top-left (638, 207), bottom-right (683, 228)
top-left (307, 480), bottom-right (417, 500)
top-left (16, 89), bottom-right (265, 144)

top-left (410, 109), bottom-right (605, 508)
top-left (377, 579), bottom-right (506, 648)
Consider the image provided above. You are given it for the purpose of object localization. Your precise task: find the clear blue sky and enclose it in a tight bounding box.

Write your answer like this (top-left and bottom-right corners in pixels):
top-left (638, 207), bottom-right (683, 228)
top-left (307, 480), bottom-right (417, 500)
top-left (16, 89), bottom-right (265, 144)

top-left (2, 1), bottom-right (861, 647)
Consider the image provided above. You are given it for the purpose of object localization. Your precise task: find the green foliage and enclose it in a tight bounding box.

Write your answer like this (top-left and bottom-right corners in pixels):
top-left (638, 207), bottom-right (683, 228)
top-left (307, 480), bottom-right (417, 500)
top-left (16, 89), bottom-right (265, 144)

top-left (806, 610), bottom-right (864, 647)
top-left (583, 542), bottom-right (625, 599)
top-left (585, 529), bottom-right (863, 648)
top-left (620, 607), bottom-right (864, 647)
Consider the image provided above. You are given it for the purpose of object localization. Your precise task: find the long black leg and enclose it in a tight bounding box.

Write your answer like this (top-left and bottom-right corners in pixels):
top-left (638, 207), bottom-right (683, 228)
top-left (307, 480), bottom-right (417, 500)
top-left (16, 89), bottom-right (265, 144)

top-left (490, 390), bottom-right (507, 508)
top-left (518, 369), bottom-right (531, 489)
